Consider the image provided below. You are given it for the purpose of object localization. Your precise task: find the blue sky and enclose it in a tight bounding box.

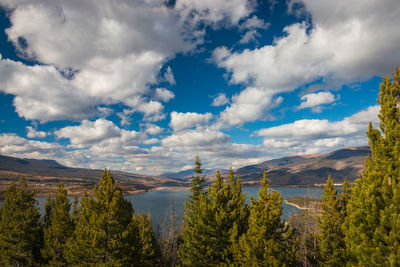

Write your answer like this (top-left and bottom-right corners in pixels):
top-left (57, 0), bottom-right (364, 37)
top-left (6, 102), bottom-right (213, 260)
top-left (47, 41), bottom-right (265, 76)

top-left (0, 0), bottom-right (398, 175)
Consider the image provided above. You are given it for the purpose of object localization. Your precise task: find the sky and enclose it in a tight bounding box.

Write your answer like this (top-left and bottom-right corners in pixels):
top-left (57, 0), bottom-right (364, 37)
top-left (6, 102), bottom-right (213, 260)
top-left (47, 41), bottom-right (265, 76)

top-left (0, 0), bottom-right (399, 175)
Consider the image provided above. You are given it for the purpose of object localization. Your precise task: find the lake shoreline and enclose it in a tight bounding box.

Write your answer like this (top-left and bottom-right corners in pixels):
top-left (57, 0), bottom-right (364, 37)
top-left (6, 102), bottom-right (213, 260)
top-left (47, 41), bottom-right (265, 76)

top-left (1, 183), bottom-right (324, 200)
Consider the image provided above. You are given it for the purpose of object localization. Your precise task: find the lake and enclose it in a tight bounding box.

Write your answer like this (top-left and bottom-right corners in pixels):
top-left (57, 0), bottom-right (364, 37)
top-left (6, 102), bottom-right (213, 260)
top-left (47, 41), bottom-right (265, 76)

top-left (25, 187), bottom-right (323, 228)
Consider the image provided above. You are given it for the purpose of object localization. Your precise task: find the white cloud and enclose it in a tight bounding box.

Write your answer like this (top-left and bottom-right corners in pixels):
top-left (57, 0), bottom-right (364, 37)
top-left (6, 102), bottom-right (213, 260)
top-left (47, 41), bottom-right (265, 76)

top-left (239, 30), bottom-right (261, 44)
top-left (298, 91), bottom-right (336, 112)
top-left (55, 119), bottom-right (121, 147)
top-left (0, 133), bottom-right (63, 159)
top-left (155, 88), bottom-right (175, 102)
top-left (26, 126), bottom-right (47, 138)
top-left (256, 105), bottom-right (379, 154)
top-left (239, 15), bottom-right (270, 44)
top-left (216, 87), bottom-right (283, 128)
top-left (162, 127), bottom-right (230, 147)
top-left (211, 93), bottom-right (229, 106)
top-left (0, 0), bottom-right (197, 122)
top-left (239, 15), bottom-right (270, 31)
top-left (175, 0), bottom-right (254, 27)
top-left (123, 98), bottom-right (166, 122)
top-left (169, 111), bottom-right (213, 131)
top-left (0, 57), bottom-right (96, 122)
top-left (145, 124), bottom-right (163, 135)
top-left (214, 0), bottom-right (400, 124)
top-left (96, 106), bottom-right (113, 118)
top-left (163, 66), bottom-right (176, 85)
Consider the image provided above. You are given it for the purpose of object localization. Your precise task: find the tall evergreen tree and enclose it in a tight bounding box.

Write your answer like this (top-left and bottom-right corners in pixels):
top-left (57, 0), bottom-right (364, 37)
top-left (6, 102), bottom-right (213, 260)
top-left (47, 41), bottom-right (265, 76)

top-left (71, 195), bottom-right (79, 225)
top-left (65, 169), bottom-right (138, 266)
top-left (42, 183), bottom-right (74, 266)
top-left (0, 177), bottom-right (44, 266)
top-left (233, 171), bottom-right (297, 266)
top-left (345, 66), bottom-right (400, 265)
top-left (43, 194), bottom-right (53, 229)
top-left (189, 155), bottom-right (206, 203)
top-left (180, 169), bottom-right (249, 266)
top-left (317, 176), bottom-right (346, 266)
top-left (205, 169), bottom-right (249, 266)
top-left (132, 211), bottom-right (160, 266)
top-left (178, 157), bottom-right (209, 265)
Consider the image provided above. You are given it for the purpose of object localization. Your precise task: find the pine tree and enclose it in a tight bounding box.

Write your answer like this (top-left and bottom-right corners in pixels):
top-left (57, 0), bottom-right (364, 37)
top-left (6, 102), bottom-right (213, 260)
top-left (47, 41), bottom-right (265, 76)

top-left (317, 176), bottom-right (346, 266)
top-left (181, 169), bottom-right (249, 266)
top-left (0, 177), bottom-right (44, 266)
top-left (345, 66), bottom-right (400, 265)
top-left (43, 194), bottom-right (53, 229)
top-left (205, 169), bottom-right (249, 266)
top-left (71, 195), bottom-right (79, 225)
top-left (189, 155), bottom-right (206, 203)
top-left (42, 183), bottom-right (74, 266)
top-left (65, 169), bottom-right (138, 266)
top-left (233, 171), bottom-right (297, 266)
top-left (178, 157), bottom-right (209, 265)
top-left (132, 211), bottom-right (160, 266)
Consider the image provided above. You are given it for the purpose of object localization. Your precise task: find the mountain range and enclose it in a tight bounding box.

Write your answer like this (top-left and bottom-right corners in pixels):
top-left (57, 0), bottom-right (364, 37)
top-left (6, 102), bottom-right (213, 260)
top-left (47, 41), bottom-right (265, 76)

top-left (164, 146), bottom-right (371, 186)
top-left (0, 146), bottom-right (371, 198)
top-left (0, 155), bottom-right (187, 198)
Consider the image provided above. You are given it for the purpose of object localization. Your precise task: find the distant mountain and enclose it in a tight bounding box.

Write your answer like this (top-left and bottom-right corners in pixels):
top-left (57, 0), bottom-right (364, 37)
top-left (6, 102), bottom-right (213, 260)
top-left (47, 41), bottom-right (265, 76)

top-left (236, 147), bottom-right (370, 186)
top-left (0, 146), bottom-right (371, 198)
top-left (162, 168), bottom-right (229, 181)
top-left (0, 155), bottom-right (188, 198)
top-left (164, 147), bottom-right (370, 186)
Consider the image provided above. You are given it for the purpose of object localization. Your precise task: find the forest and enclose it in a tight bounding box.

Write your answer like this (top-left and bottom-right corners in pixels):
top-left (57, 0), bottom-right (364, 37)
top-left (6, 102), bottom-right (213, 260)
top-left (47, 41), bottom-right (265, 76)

top-left (0, 67), bottom-right (399, 266)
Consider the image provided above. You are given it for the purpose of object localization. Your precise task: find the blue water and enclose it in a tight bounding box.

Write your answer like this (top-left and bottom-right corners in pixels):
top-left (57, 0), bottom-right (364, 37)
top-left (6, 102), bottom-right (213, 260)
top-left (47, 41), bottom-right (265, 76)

top-left (2, 187), bottom-right (323, 228)
top-left (123, 187), bottom-right (323, 227)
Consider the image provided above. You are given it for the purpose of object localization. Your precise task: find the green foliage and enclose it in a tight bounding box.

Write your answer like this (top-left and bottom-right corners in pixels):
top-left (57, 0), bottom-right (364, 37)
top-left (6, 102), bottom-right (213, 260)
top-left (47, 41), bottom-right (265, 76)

top-left (233, 171), bottom-right (297, 266)
top-left (179, 165), bottom-right (249, 266)
top-left (42, 183), bottom-right (74, 266)
top-left (317, 176), bottom-right (347, 266)
top-left (71, 195), bottom-right (79, 225)
top-left (0, 177), bottom-right (44, 266)
top-left (132, 211), bottom-right (160, 266)
top-left (205, 169), bottom-right (249, 266)
top-left (65, 169), bottom-right (138, 266)
top-left (189, 155), bottom-right (206, 203)
top-left (345, 66), bottom-right (400, 265)
top-left (43, 194), bottom-right (53, 228)
top-left (178, 157), bottom-right (208, 265)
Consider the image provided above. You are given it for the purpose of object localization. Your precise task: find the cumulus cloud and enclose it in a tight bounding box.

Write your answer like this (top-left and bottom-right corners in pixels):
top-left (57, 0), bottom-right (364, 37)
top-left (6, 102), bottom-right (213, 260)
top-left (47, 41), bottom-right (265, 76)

top-left (0, 0), bottom-right (201, 122)
top-left (211, 93), bottom-right (229, 106)
top-left (216, 87), bottom-right (283, 128)
top-left (175, 0), bottom-right (254, 27)
top-left (216, 0), bottom-right (400, 90)
top-left (239, 15), bottom-right (270, 31)
top-left (298, 91), bottom-right (336, 112)
top-left (145, 124), bottom-right (163, 135)
top-left (162, 127), bottom-right (230, 148)
top-left (163, 66), bottom-right (176, 85)
top-left (0, 133), bottom-right (63, 159)
top-left (239, 15), bottom-right (270, 44)
top-left (55, 119), bottom-right (121, 147)
top-left (0, 57), bottom-right (96, 122)
top-left (239, 30), bottom-right (261, 44)
top-left (213, 0), bottom-right (400, 125)
top-left (256, 105), bottom-right (379, 154)
top-left (155, 88), bottom-right (175, 102)
top-left (169, 111), bottom-right (213, 131)
top-left (26, 126), bottom-right (47, 138)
